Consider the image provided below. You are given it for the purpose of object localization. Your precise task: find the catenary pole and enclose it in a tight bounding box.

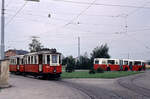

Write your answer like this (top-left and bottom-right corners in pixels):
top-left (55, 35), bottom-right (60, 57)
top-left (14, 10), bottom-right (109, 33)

top-left (1, 0), bottom-right (5, 59)
top-left (78, 37), bottom-right (80, 61)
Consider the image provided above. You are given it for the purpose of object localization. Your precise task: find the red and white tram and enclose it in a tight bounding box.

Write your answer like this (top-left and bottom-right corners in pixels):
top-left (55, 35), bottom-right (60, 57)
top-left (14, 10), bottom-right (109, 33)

top-left (9, 49), bottom-right (62, 78)
top-left (94, 58), bottom-right (120, 71)
top-left (9, 55), bottom-right (24, 74)
top-left (119, 59), bottom-right (130, 71)
top-left (94, 58), bottom-right (146, 71)
top-left (129, 60), bottom-right (144, 71)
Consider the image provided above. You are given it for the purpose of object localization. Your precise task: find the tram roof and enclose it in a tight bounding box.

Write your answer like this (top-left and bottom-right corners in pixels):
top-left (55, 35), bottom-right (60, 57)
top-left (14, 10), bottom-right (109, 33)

top-left (9, 55), bottom-right (24, 59)
top-left (25, 50), bottom-right (61, 56)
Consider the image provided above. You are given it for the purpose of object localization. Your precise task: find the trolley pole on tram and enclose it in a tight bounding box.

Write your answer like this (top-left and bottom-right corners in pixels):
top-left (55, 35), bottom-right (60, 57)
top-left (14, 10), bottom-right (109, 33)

top-left (1, 0), bottom-right (5, 59)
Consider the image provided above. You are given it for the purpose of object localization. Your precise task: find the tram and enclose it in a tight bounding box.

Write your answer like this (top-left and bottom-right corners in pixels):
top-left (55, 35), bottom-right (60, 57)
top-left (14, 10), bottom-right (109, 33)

top-left (9, 49), bottom-right (62, 78)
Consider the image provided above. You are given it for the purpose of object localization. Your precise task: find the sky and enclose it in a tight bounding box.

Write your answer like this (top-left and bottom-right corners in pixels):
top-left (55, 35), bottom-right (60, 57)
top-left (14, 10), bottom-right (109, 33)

top-left (0, 0), bottom-right (150, 60)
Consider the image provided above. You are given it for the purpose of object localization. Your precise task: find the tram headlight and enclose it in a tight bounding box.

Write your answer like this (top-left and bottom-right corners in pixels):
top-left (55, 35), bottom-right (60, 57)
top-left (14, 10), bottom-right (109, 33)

top-left (54, 69), bottom-right (56, 73)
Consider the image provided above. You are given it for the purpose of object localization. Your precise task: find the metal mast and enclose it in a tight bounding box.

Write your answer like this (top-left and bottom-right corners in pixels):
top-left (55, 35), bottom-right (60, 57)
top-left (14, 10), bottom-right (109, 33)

top-left (78, 37), bottom-right (80, 61)
top-left (1, 0), bottom-right (5, 59)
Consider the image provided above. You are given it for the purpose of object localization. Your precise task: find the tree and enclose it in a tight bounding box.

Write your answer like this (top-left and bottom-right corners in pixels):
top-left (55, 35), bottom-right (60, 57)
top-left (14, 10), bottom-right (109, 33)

top-left (62, 56), bottom-right (76, 72)
top-left (29, 38), bottom-right (43, 52)
top-left (91, 43), bottom-right (110, 62)
top-left (76, 52), bottom-right (91, 69)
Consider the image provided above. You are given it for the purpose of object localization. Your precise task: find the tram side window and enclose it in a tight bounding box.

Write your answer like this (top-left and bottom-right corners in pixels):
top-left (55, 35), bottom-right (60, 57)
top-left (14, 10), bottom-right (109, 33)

top-left (142, 62), bottom-right (145, 66)
top-left (43, 55), bottom-right (45, 64)
top-left (52, 55), bottom-right (57, 63)
top-left (134, 61), bottom-right (141, 66)
top-left (31, 56), bottom-right (33, 64)
top-left (116, 61), bottom-right (119, 65)
top-left (21, 59), bottom-right (24, 65)
top-left (10, 59), bottom-right (13, 65)
top-left (28, 56), bottom-right (30, 64)
top-left (38, 54), bottom-right (43, 64)
top-left (102, 60), bottom-right (106, 64)
top-left (24, 57), bottom-right (27, 64)
top-left (14, 59), bottom-right (16, 65)
top-left (17, 58), bottom-right (19, 65)
top-left (95, 60), bottom-right (99, 64)
top-left (59, 55), bottom-right (61, 64)
top-left (124, 61), bottom-right (128, 65)
top-left (108, 60), bottom-right (115, 65)
top-left (34, 56), bottom-right (37, 64)
top-left (12, 59), bottom-right (16, 65)
top-left (47, 55), bottom-right (50, 64)
top-left (12, 59), bottom-right (14, 65)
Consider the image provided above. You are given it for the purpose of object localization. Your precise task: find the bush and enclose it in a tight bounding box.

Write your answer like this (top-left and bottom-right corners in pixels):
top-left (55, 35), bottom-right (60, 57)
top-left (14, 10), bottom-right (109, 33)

top-left (89, 68), bottom-right (96, 74)
top-left (65, 66), bottom-right (74, 73)
top-left (97, 67), bottom-right (104, 73)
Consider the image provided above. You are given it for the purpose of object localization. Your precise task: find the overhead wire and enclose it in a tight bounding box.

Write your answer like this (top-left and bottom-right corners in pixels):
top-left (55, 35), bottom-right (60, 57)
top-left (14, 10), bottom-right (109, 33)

top-left (31, 0), bottom-right (97, 36)
top-left (63, 0), bottom-right (97, 27)
top-left (5, 1), bottom-right (28, 27)
top-left (55, 0), bottom-right (150, 9)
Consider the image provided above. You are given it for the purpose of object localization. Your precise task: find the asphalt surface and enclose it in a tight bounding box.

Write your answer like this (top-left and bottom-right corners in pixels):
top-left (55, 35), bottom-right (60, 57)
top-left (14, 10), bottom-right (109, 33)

top-left (0, 75), bottom-right (89, 99)
top-left (0, 71), bottom-right (150, 99)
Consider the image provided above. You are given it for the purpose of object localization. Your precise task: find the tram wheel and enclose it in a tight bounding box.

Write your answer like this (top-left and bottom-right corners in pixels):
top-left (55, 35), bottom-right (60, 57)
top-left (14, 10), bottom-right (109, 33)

top-left (138, 68), bottom-right (142, 71)
top-left (107, 67), bottom-right (111, 71)
top-left (124, 67), bottom-right (128, 71)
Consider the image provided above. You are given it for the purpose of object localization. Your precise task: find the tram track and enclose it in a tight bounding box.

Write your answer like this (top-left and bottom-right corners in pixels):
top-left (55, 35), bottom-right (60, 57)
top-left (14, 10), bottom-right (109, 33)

top-left (58, 80), bottom-right (124, 99)
top-left (57, 80), bottom-right (96, 99)
top-left (117, 72), bottom-right (150, 98)
top-left (10, 71), bottom-right (150, 99)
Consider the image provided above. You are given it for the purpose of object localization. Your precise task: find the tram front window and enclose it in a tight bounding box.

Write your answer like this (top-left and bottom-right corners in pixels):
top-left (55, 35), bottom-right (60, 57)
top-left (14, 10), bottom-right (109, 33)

top-left (52, 55), bottom-right (58, 63)
top-left (95, 60), bottom-right (99, 64)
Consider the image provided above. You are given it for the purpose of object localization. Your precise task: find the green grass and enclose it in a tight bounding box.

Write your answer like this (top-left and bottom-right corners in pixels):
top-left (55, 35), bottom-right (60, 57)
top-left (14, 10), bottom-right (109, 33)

top-left (61, 71), bottom-right (144, 79)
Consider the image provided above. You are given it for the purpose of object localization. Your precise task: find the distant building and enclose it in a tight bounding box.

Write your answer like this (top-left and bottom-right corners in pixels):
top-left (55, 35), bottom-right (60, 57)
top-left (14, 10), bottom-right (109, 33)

top-left (5, 49), bottom-right (28, 58)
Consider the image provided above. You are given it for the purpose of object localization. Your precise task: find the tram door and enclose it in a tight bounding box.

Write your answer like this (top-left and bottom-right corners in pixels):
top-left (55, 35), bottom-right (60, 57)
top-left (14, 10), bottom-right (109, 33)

top-left (119, 60), bottom-right (123, 70)
top-left (129, 62), bottom-right (133, 70)
top-left (38, 54), bottom-right (43, 72)
top-left (17, 58), bottom-right (20, 71)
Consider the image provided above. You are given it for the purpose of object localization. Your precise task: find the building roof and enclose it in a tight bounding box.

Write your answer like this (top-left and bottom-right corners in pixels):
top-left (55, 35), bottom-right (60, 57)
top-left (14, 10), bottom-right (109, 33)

top-left (5, 49), bottom-right (28, 55)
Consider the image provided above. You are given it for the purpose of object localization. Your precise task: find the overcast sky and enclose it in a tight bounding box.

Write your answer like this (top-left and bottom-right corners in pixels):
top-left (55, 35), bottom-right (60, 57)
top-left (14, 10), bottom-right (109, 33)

top-left (1, 0), bottom-right (150, 60)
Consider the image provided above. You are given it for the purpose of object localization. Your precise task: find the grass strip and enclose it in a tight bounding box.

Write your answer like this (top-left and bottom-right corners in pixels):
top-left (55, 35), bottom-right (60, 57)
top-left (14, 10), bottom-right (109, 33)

top-left (62, 71), bottom-right (143, 79)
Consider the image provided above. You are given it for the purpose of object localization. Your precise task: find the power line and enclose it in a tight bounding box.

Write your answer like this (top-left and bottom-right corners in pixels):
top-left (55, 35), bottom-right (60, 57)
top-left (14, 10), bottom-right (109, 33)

top-left (5, 1), bottom-right (28, 26)
top-left (63, 0), bottom-right (97, 27)
top-left (56, 0), bottom-right (150, 9)
top-left (127, 1), bottom-right (150, 17)
top-left (29, 0), bottom-right (97, 37)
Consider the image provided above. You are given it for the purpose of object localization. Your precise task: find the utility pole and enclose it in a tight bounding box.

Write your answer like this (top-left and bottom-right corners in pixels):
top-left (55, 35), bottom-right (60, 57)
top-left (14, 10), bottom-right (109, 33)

top-left (1, 0), bottom-right (5, 59)
top-left (128, 53), bottom-right (130, 59)
top-left (78, 37), bottom-right (80, 61)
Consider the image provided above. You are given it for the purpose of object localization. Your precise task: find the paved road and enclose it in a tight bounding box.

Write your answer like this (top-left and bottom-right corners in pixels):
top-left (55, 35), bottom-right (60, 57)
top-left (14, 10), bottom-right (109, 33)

top-left (60, 71), bottom-right (150, 99)
top-left (1, 71), bottom-right (150, 99)
top-left (0, 75), bottom-right (89, 99)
